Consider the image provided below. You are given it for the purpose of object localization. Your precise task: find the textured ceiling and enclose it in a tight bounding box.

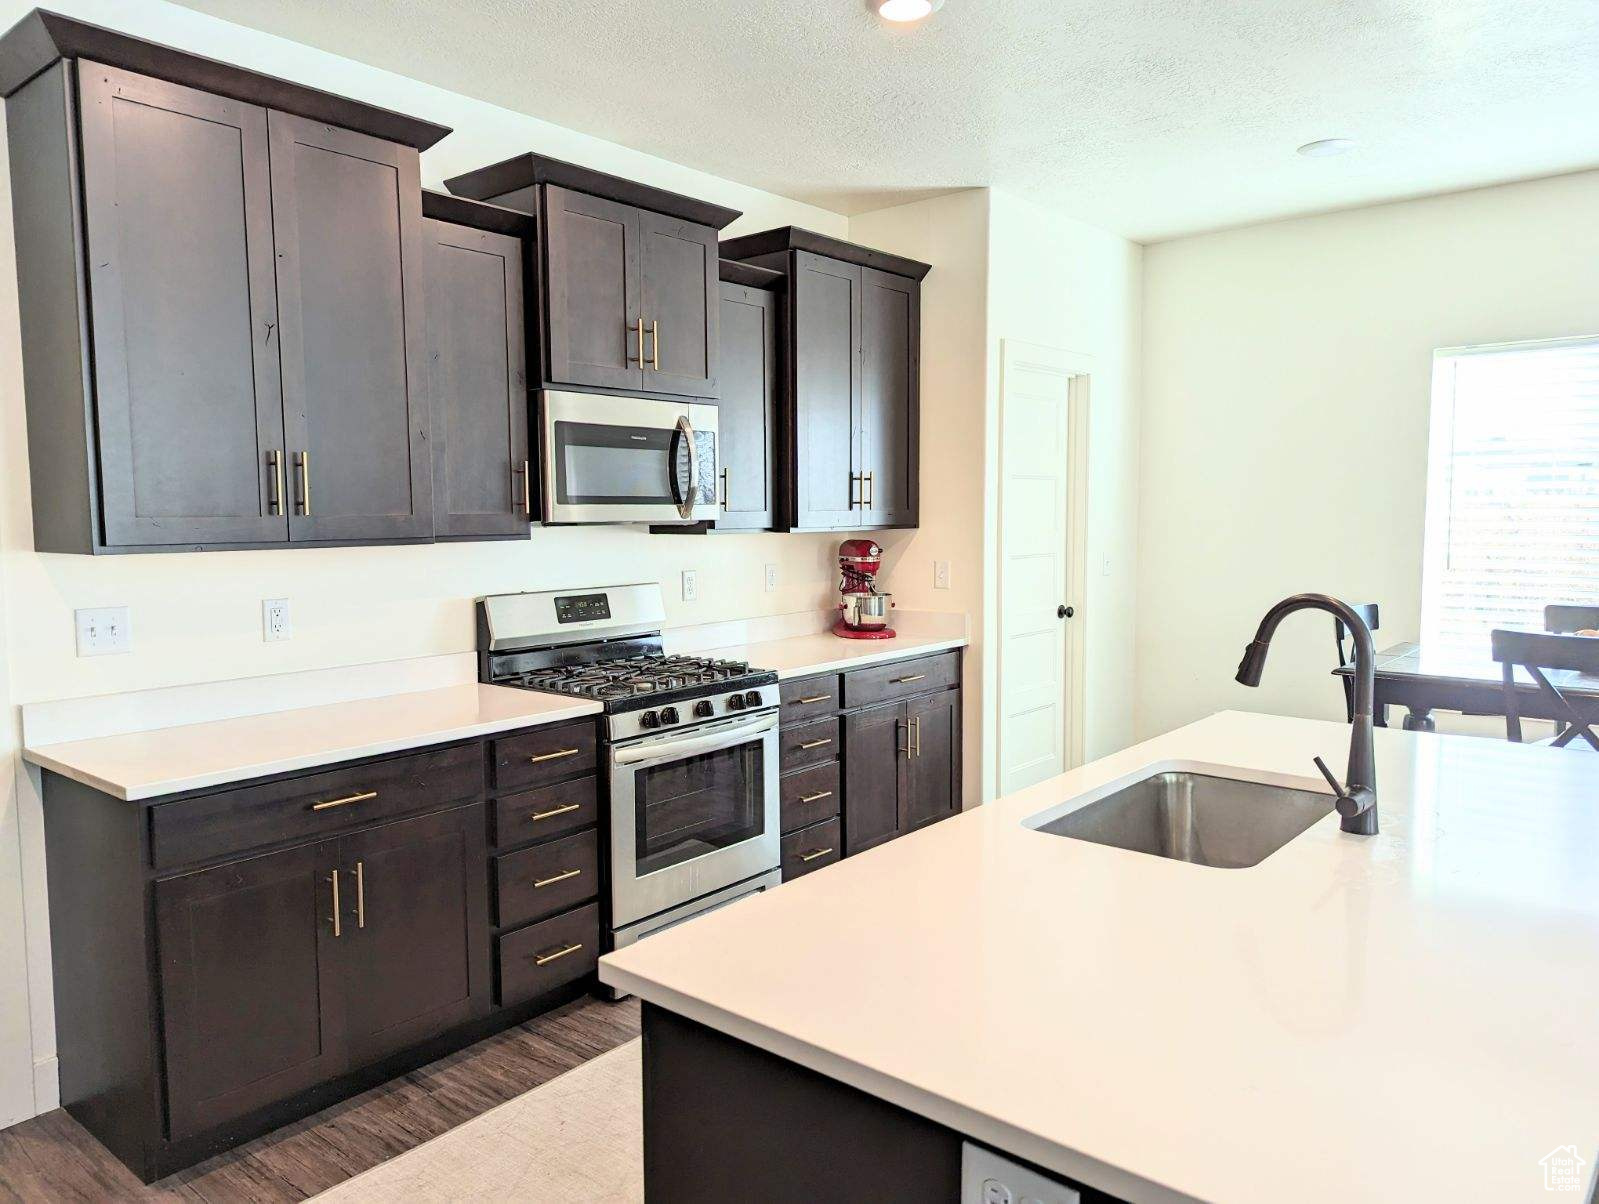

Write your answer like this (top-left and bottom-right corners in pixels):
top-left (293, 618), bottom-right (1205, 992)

top-left (172, 0), bottom-right (1599, 241)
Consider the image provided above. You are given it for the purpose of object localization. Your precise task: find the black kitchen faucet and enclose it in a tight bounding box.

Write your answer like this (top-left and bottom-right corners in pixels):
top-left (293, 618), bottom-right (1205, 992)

top-left (1235, 593), bottom-right (1380, 836)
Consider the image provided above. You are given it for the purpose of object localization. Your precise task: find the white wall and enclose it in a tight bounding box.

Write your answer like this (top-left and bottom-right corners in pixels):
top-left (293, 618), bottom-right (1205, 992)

top-left (848, 190), bottom-right (991, 808)
top-left (0, 0), bottom-right (853, 1122)
top-left (1137, 169), bottom-right (1599, 740)
top-left (985, 192), bottom-right (1143, 772)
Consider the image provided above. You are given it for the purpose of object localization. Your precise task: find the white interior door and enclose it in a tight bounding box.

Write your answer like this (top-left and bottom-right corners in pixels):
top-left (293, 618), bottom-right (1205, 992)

top-left (998, 340), bottom-right (1080, 794)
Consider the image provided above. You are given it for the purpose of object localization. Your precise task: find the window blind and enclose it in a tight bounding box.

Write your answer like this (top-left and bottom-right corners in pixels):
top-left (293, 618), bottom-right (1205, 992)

top-left (1421, 337), bottom-right (1599, 658)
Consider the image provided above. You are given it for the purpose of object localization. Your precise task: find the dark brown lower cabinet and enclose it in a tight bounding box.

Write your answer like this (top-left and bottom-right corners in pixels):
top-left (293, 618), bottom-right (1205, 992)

top-left (843, 685), bottom-right (962, 856)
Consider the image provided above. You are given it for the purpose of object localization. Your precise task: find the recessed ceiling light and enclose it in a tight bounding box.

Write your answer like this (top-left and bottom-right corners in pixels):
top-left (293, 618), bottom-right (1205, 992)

top-left (1297, 138), bottom-right (1356, 158)
top-left (872, 0), bottom-right (944, 22)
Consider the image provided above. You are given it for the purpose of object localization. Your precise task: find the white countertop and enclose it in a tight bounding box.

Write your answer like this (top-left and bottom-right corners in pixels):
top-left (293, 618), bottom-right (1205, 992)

top-left (601, 711), bottom-right (1599, 1204)
top-left (23, 684), bottom-right (601, 801)
top-left (691, 625), bottom-right (967, 679)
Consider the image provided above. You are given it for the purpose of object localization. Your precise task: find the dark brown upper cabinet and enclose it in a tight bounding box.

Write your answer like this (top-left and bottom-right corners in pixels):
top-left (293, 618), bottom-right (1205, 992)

top-left (0, 15), bottom-right (448, 553)
top-left (421, 193), bottom-right (534, 539)
top-left (720, 228), bottom-right (929, 533)
top-left (444, 153), bottom-right (738, 401)
top-left (713, 261), bottom-right (782, 531)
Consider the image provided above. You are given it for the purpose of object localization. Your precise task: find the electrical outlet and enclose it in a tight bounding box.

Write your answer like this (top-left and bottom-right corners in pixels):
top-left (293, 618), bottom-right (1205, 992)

top-left (262, 598), bottom-right (292, 642)
top-left (961, 1142), bottom-right (1079, 1204)
top-left (75, 606), bottom-right (131, 657)
top-left (681, 569), bottom-right (699, 602)
top-left (764, 563), bottom-right (779, 593)
top-left (934, 560), bottom-right (951, 590)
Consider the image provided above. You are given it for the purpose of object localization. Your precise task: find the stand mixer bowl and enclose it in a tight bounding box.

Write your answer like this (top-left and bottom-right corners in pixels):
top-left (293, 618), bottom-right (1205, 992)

top-left (841, 593), bottom-right (893, 630)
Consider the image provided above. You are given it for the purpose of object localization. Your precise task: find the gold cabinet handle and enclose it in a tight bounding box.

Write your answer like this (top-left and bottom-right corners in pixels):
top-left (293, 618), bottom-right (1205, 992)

top-left (534, 941), bottom-right (584, 966)
top-left (632, 316), bottom-right (644, 364)
top-left (865, 470), bottom-right (875, 509)
top-left (912, 715), bottom-right (921, 758)
top-left (797, 738), bottom-right (833, 750)
top-left (529, 747), bottom-right (581, 764)
top-left (533, 867), bottom-right (583, 889)
top-left (798, 790), bottom-right (833, 804)
top-left (849, 472), bottom-right (860, 509)
top-left (294, 450), bottom-right (311, 515)
top-left (798, 847), bottom-right (834, 863)
top-left (517, 460), bottom-right (532, 517)
top-left (891, 673), bottom-right (927, 685)
top-left (311, 789), bottom-right (377, 812)
top-left (650, 319), bottom-right (660, 371)
top-left (531, 802), bottom-right (582, 823)
top-left (328, 870), bottom-right (341, 938)
top-left (898, 721), bottom-right (909, 758)
top-left (267, 450), bottom-right (284, 516)
top-left (719, 467), bottom-right (729, 511)
top-left (353, 859), bottom-right (365, 929)
top-left (797, 694), bottom-right (831, 705)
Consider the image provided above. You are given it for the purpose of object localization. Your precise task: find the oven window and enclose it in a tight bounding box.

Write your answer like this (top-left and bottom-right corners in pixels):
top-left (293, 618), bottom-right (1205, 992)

top-left (555, 421), bottom-right (673, 504)
top-left (634, 741), bottom-right (766, 876)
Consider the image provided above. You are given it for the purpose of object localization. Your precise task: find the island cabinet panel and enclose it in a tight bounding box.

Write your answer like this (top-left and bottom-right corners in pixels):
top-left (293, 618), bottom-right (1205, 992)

top-left (155, 837), bottom-right (346, 1140)
top-left (639, 209), bottom-right (720, 398)
top-left (542, 184), bottom-right (642, 392)
top-left (424, 218), bottom-right (531, 538)
top-left (337, 807), bottom-right (492, 1066)
top-left (714, 279), bottom-right (779, 530)
top-left (77, 63), bottom-right (287, 548)
top-left (270, 112), bottom-right (433, 543)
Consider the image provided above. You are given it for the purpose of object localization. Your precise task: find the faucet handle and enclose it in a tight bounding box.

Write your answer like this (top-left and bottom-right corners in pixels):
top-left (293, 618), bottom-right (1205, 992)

top-left (1313, 755), bottom-right (1375, 820)
top-left (1311, 755), bottom-right (1344, 795)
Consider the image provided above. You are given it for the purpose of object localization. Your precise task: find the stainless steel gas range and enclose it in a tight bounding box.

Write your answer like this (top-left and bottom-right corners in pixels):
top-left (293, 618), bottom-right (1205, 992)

top-left (477, 584), bottom-right (782, 953)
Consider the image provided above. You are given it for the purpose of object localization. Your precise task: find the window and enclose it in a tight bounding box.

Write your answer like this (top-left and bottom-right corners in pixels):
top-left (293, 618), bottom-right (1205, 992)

top-left (1421, 336), bottom-right (1599, 658)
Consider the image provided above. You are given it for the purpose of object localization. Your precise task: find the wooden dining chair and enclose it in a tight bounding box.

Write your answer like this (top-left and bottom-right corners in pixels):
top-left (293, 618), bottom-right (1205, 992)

top-left (1333, 604), bottom-right (1380, 723)
top-left (1545, 604), bottom-right (1599, 634)
top-left (1489, 629), bottom-right (1599, 751)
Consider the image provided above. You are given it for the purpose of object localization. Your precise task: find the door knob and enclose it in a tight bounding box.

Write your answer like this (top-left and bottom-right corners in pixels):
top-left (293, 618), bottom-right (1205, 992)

top-left (1058, 605), bottom-right (1075, 619)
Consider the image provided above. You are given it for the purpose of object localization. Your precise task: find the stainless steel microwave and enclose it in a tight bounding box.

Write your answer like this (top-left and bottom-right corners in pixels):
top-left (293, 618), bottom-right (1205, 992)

top-left (539, 390), bottom-right (718, 525)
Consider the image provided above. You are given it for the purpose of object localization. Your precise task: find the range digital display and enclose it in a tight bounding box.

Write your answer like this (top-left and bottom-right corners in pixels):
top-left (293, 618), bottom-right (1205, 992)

top-left (554, 592), bottom-right (612, 624)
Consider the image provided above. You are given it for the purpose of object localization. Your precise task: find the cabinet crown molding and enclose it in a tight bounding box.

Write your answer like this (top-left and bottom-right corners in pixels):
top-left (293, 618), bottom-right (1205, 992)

top-left (720, 226), bottom-right (933, 282)
top-left (0, 9), bottom-right (451, 149)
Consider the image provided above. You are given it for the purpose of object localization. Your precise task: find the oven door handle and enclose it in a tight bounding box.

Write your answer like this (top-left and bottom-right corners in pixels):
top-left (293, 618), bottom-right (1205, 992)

top-left (613, 711), bottom-right (777, 767)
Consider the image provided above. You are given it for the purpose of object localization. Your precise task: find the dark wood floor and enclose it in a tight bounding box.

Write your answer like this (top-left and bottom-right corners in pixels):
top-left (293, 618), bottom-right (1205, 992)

top-left (0, 995), bottom-right (640, 1203)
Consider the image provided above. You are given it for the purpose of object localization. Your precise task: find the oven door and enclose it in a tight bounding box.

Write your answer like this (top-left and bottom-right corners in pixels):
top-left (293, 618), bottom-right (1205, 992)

top-left (541, 390), bottom-right (718, 524)
top-left (608, 710), bottom-right (780, 931)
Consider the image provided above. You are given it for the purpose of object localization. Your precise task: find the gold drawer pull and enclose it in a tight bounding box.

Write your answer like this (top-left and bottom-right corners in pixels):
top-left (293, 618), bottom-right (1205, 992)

top-left (798, 847), bottom-right (834, 863)
top-left (312, 790), bottom-right (377, 812)
top-left (533, 868), bottom-right (583, 889)
top-left (528, 747), bottom-right (581, 764)
top-left (531, 802), bottom-right (583, 822)
top-left (796, 694), bottom-right (831, 705)
top-left (891, 673), bottom-right (927, 684)
top-left (798, 790), bottom-right (833, 805)
top-left (797, 738), bottom-right (833, 750)
top-left (534, 942), bottom-right (584, 966)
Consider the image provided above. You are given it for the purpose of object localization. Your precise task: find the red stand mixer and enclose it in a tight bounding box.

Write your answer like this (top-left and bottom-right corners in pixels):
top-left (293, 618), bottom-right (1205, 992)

top-left (833, 538), bottom-right (896, 640)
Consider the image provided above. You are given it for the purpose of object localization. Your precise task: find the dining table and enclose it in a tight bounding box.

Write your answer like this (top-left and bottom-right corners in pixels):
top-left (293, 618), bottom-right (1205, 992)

top-left (1335, 640), bottom-right (1599, 732)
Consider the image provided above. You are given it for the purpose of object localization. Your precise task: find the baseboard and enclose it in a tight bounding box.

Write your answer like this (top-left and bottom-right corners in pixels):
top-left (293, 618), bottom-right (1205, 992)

top-left (32, 1054), bottom-right (58, 1113)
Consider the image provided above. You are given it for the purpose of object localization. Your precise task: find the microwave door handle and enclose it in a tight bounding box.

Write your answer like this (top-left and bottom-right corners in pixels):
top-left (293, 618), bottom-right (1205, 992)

top-left (671, 414), bottom-right (697, 520)
top-left (613, 712), bottom-right (777, 767)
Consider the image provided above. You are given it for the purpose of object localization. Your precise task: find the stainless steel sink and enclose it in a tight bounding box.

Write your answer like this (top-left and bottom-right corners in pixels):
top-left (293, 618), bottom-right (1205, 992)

top-left (1031, 771), bottom-right (1335, 868)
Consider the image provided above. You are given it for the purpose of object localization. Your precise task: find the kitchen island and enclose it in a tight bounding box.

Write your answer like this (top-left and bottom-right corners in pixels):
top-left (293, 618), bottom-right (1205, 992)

top-left (600, 710), bottom-right (1599, 1203)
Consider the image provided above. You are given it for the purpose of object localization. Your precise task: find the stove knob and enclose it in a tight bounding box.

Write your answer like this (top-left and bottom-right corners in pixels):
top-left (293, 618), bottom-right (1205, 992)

top-left (659, 706), bottom-right (680, 726)
top-left (639, 710), bottom-right (661, 730)
top-left (694, 700), bottom-right (714, 719)
top-left (743, 690), bottom-right (763, 707)
top-left (727, 693), bottom-right (746, 711)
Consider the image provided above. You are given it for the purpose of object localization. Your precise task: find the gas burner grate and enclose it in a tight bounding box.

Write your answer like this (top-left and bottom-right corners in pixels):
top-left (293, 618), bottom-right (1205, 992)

top-left (508, 653), bottom-right (759, 700)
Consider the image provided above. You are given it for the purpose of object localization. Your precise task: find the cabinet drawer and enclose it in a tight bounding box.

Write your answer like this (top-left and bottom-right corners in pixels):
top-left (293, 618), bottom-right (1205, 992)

top-left (781, 761), bottom-right (840, 834)
top-left (497, 903), bottom-right (600, 1007)
top-left (495, 830), bottom-right (599, 929)
top-left (493, 777), bottom-right (599, 848)
top-left (151, 742), bottom-right (484, 869)
top-left (780, 674), bottom-right (840, 725)
top-left (780, 716), bottom-right (839, 771)
top-left (493, 721), bottom-right (598, 792)
top-left (842, 651), bottom-right (959, 710)
top-left (781, 817), bottom-right (841, 881)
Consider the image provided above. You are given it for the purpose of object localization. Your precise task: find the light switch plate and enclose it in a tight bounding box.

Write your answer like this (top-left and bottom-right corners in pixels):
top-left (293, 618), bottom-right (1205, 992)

top-left (934, 560), bottom-right (951, 590)
top-left (681, 569), bottom-right (699, 602)
top-left (764, 564), bottom-right (779, 593)
top-left (262, 598), bottom-right (292, 642)
top-left (75, 606), bottom-right (131, 657)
